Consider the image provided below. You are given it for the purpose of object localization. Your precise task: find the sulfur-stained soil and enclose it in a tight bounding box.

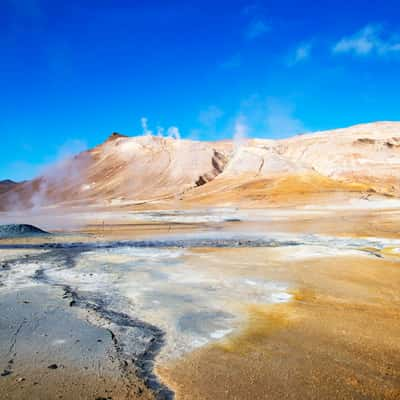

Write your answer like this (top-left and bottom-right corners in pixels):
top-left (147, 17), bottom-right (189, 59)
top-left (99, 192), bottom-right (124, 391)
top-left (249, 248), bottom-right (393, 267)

top-left (157, 248), bottom-right (400, 400)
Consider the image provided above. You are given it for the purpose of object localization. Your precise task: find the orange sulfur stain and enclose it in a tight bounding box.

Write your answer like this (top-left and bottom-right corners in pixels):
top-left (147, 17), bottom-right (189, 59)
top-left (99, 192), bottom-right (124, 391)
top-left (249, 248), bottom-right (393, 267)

top-left (381, 247), bottom-right (400, 258)
top-left (214, 303), bottom-right (295, 353)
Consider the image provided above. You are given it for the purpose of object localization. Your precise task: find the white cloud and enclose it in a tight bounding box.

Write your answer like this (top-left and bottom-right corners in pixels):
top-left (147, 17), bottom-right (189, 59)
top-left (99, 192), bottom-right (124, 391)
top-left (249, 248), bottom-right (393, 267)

top-left (333, 24), bottom-right (400, 56)
top-left (246, 19), bottom-right (270, 39)
top-left (288, 42), bottom-right (312, 66)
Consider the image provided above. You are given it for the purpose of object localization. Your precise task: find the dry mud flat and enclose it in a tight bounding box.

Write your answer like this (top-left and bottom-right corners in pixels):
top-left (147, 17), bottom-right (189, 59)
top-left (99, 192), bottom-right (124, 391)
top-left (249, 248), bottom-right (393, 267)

top-left (0, 286), bottom-right (155, 400)
top-left (0, 211), bottom-right (400, 400)
top-left (0, 279), bottom-right (158, 400)
top-left (0, 245), bottom-right (171, 400)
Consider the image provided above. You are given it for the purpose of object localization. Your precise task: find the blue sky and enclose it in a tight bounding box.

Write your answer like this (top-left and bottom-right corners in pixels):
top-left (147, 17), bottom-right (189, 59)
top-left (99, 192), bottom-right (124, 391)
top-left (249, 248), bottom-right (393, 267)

top-left (1, 0), bottom-right (400, 181)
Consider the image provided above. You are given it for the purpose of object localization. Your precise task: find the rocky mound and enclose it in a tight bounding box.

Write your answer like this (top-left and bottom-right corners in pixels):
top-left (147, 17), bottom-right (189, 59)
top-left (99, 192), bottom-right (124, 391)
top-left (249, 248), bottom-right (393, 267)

top-left (0, 135), bottom-right (230, 210)
top-left (0, 224), bottom-right (50, 238)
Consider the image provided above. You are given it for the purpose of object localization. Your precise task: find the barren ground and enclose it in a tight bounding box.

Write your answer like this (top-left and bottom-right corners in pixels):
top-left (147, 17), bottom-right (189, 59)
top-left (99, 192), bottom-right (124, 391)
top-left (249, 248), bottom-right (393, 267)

top-left (0, 203), bottom-right (400, 399)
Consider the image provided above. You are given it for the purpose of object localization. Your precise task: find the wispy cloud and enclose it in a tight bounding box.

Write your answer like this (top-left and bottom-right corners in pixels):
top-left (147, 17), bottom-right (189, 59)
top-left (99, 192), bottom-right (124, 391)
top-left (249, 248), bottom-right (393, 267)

top-left (224, 96), bottom-right (306, 139)
top-left (246, 19), bottom-right (270, 39)
top-left (333, 24), bottom-right (400, 56)
top-left (287, 42), bottom-right (312, 66)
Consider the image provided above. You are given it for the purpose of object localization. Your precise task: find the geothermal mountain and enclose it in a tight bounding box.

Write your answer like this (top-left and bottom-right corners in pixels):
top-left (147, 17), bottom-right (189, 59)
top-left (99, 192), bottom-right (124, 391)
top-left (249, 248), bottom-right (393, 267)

top-left (0, 180), bottom-right (18, 196)
top-left (1, 121), bottom-right (400, 210)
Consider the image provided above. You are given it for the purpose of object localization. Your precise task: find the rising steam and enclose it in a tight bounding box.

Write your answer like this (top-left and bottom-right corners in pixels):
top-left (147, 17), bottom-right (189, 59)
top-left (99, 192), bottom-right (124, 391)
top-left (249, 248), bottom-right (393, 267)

top-left (233, 115), bottom-right (248, 151)
top-left (140, 117), bottom-right (181, 139)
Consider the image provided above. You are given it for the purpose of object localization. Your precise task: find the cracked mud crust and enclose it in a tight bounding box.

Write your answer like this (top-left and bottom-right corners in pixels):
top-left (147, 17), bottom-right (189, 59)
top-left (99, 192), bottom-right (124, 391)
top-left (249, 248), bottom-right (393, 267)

top-left (0, 286), bottom-right (156, 400)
